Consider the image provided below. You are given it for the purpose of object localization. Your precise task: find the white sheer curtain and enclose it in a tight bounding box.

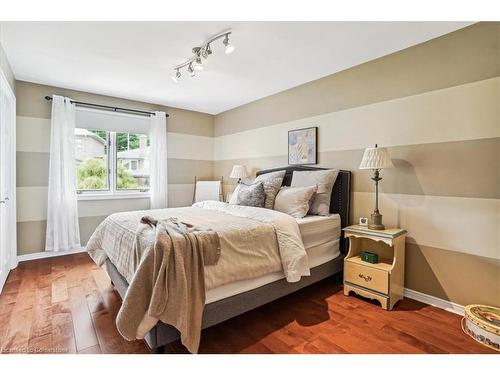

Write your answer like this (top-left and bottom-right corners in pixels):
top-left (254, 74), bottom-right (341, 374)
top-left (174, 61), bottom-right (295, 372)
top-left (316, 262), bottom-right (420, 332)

top-left (45, 95), bottom-right (81, 252)
top-left (149, 111), bottom-right (168, 209)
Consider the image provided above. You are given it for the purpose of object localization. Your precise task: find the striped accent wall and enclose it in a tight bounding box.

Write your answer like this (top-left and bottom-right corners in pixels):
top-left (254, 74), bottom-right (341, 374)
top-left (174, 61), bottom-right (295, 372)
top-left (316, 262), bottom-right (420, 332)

top-left (213, 22), bottom-right (500, 307)
top-left (15, 81), bottom-right (214, 255)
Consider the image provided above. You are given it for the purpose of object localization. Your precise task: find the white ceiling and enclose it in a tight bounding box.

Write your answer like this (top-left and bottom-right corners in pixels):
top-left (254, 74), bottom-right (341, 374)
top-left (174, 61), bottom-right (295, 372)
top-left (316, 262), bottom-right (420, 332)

top-left (1, 22), bottom-right (473, 114)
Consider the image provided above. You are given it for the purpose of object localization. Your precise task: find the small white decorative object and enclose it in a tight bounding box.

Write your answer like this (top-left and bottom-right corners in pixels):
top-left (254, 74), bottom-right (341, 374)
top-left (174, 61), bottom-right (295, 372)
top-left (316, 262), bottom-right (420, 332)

top-left (359, 217), bottom-right (368, 226)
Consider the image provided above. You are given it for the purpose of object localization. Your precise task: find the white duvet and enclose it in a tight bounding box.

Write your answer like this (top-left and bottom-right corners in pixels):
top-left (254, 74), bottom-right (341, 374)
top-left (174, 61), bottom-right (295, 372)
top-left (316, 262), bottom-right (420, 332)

top-left (86, 201), bottom-right (310, 290)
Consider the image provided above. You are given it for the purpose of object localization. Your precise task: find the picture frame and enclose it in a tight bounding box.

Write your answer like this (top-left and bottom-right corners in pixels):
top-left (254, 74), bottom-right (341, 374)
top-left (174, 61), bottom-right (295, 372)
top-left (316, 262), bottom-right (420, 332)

top-left (288, 126), bottom-right (318, 165)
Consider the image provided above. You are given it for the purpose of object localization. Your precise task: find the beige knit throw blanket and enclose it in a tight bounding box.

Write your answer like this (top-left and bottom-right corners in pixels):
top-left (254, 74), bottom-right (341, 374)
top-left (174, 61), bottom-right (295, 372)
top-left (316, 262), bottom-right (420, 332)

top-left (116, 216), bottom-right (221, 354)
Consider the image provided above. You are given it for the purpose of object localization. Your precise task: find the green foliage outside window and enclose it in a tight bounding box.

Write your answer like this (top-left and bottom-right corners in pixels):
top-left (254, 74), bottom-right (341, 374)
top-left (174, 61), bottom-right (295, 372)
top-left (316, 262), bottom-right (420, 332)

top-left (76, 158), bottom-right (139, 190)
top-left (116, 133), bottom-right (139, 152)
top-left (91, 129), bottom-right (107, 141)
top-left (117, 165), bottom-right (139, 189)
top-left (76, 159), bottom-right (107, 190)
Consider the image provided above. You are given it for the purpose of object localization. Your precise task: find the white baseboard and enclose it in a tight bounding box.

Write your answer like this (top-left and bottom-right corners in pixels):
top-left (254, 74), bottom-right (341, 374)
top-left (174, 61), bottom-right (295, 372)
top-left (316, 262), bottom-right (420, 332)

top-left (0, 270), bottom-right (9, 294)
top-left (404, 288), bottom-right (464, 316)
top-left (17, 247), bottom-right (86, 263)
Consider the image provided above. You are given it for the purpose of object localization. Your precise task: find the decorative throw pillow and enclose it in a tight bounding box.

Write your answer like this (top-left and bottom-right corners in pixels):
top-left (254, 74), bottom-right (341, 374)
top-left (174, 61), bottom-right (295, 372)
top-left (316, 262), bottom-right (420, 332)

top-left (273, 185), bottom-right (318, 218)
top-left (228, 183), bottom-right (241, 204)
top-left (235, 182), bottom-right (266, 208)
top-left (290, 169), bottom-right (339, 216)
top-left (254, 170), bottom-right (286, 209)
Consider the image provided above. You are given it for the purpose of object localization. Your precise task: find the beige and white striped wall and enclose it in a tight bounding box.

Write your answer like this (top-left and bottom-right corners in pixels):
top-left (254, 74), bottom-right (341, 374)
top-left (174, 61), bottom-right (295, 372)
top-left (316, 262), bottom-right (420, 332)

top-left (213, 22), bottom-right (500, 307)
top-left (16, 81), bottom-right (214, 256)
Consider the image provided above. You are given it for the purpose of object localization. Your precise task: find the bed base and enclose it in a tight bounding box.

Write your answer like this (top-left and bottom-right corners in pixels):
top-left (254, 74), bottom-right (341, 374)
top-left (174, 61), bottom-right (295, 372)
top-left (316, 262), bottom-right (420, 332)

top-left (106, 255), bottom-right (344, 353)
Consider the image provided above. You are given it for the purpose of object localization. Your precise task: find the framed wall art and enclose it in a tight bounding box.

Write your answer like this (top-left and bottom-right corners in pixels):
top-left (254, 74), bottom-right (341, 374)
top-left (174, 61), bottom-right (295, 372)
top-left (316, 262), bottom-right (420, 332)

top-left (288, 126), bottom-right (317, 165)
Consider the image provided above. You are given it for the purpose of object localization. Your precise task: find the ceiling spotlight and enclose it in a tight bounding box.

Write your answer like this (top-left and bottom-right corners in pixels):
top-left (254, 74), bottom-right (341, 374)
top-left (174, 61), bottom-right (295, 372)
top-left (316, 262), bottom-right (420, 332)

top-left (171, 69), bottom-right (181, 83)
top-left (223, 34), bottom-right (235, 55)
top-left (225, 44), bottom-right (235, 55)
top-left (201, 48), bottom-right (208, 59)
top-left (188, 63), bottom-right (196, 77)
top-left (194, 57), bottom-right (204, 71)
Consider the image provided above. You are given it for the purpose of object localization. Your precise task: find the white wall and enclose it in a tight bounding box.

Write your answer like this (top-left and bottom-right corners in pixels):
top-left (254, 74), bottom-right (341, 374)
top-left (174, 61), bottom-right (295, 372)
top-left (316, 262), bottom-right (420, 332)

top-left (0, 25), bottom-right (15, 93)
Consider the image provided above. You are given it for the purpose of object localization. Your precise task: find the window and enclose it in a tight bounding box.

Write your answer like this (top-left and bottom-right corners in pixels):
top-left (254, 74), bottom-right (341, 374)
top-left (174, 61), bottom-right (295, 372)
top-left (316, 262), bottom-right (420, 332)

top-left (75, 128), bottom-right (150, 197)
top-left (116, 132), bottom-right (150, 191)
top-left (75, 129), bottom-right (109, 191)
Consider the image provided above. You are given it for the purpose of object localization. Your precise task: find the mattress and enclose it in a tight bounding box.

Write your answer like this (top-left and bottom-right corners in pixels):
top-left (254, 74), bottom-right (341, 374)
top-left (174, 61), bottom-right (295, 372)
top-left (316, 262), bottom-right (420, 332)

top-left (206, 214), bottom-right (342, 303)
top-left (205, 239), bottom-right (340, 303)
top-left (297, 214), bottom-right (341, 249)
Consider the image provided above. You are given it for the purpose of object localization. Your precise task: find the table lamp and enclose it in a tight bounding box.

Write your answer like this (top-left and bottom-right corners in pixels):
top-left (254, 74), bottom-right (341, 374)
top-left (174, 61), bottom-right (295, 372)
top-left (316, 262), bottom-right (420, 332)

top-left (359, 144), bottom-right (394, 230)
top-left (229, 165), bottom-right (248, 184)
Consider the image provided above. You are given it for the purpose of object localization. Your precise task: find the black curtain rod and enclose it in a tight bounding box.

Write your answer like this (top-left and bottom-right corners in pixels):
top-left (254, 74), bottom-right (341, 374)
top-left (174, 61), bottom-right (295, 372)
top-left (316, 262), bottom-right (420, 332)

top-left (44, 96), bottom-right (169, 118)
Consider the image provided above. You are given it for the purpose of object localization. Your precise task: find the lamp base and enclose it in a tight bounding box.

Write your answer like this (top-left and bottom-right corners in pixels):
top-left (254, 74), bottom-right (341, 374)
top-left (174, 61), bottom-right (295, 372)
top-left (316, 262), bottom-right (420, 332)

top-left (368, 212), bottom-right (385, 230)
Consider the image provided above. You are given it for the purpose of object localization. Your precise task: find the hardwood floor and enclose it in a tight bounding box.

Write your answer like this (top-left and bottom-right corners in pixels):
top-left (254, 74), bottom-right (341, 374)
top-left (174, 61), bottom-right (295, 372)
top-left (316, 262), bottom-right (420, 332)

top-left (0, 253), bottom-right (495, 354)
top-left (0, 253), bottom-right (149, 354)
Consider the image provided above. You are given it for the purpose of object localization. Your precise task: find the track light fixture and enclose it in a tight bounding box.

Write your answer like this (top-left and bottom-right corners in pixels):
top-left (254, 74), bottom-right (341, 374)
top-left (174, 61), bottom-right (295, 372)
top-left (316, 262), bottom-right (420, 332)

top-left (172, 30), bottom-right (234, 82)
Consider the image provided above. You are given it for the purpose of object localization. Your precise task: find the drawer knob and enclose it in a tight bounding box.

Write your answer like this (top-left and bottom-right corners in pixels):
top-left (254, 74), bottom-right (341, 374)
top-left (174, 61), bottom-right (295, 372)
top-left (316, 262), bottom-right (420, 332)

top-left (358, 273), bottom-right (372, 282)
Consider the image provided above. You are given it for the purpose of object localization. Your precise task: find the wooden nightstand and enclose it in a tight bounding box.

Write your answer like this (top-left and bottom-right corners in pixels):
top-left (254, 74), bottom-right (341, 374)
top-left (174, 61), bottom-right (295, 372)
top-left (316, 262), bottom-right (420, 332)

top-left (343, 225), bottom-right (407, 310)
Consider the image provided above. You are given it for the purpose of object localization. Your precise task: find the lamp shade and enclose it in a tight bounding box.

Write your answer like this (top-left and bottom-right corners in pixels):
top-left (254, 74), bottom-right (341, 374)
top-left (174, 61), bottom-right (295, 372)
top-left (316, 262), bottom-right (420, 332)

top-left (229, 165), bottom-right (248, 179)
top-left (359, 146), bottom-right (394, 170)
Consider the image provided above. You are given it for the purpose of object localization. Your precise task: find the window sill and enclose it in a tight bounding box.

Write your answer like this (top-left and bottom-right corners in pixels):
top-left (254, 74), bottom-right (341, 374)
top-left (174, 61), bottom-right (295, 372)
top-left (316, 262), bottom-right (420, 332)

top-left (77, 192), bottom-right (150, 201)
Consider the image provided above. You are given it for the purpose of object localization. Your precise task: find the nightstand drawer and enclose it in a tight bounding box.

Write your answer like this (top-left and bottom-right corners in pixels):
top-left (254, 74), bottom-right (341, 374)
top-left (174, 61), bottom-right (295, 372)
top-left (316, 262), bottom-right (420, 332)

top-left (344, 262), bottom-right (389, 294)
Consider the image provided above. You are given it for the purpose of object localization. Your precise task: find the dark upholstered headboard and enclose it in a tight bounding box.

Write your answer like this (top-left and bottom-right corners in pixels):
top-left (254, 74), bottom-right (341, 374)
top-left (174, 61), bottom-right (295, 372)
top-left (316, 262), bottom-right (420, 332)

top-left (256, 166), bottom-right (351, 254)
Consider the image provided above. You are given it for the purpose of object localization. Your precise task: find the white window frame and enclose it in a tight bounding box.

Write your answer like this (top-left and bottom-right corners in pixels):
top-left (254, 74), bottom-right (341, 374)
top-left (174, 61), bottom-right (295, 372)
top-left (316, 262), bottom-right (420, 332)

top-left (77, 131), bottom-right (150, 201)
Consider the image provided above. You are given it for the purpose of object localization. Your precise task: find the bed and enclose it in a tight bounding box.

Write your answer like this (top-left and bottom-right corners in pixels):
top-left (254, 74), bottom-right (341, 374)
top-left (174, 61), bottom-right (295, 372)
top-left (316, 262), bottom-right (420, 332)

top-left (93, 166), bottom-right (351, 353)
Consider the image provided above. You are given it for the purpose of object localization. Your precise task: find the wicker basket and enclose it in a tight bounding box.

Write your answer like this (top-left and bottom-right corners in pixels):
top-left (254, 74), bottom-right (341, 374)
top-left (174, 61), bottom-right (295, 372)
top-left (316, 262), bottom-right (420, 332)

top-left (462, 304), bottom-right (500, 352)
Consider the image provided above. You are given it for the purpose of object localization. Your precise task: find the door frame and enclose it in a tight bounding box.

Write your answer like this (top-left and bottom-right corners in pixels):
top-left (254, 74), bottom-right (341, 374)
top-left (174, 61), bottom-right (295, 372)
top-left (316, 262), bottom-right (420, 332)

top-left (0, 69), bottom-right (17, 293)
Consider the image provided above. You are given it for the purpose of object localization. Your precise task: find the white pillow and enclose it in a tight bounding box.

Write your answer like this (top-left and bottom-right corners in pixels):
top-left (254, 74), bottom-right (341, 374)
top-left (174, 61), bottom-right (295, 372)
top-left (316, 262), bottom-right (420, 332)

top-left (273, 185), bottom-right (318, 218)
top-left (291, 169), bottom-right (339, 216)
top-left (229, 184), bottom-right (241, 204)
